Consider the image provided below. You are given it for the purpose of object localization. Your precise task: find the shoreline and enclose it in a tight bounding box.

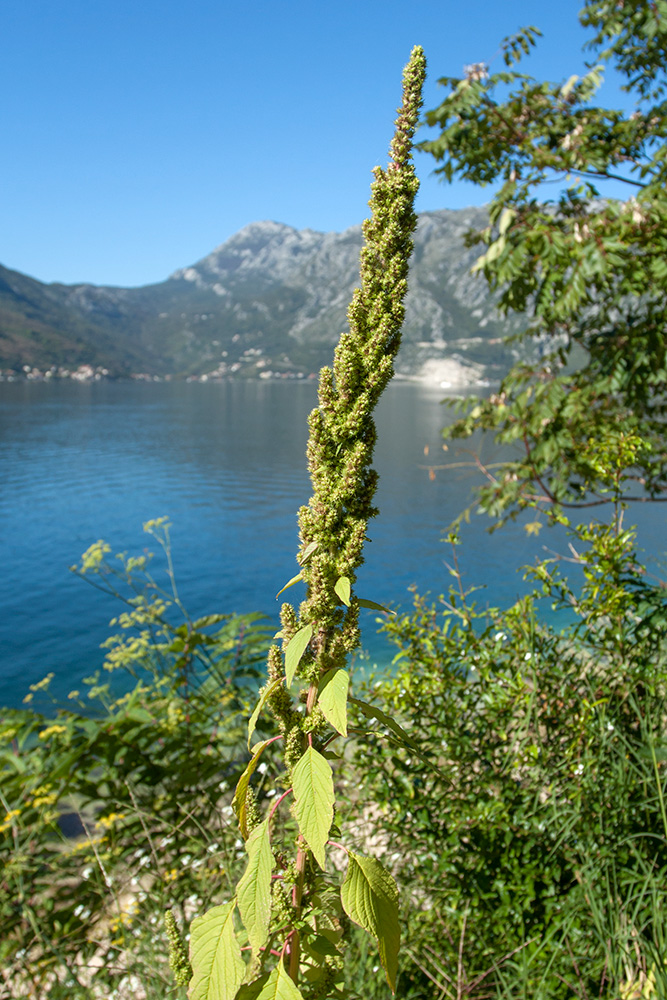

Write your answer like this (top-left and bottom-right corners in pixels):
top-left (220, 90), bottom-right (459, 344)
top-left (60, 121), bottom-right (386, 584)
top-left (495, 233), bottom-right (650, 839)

top-left (0, 356), bottom-right (496, 389)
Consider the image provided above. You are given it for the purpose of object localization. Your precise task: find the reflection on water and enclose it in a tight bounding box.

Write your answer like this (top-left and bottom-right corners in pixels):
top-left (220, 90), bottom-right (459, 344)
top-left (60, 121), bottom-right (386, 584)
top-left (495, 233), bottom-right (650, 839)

top-left (1, 379), bottom-right (665, 706)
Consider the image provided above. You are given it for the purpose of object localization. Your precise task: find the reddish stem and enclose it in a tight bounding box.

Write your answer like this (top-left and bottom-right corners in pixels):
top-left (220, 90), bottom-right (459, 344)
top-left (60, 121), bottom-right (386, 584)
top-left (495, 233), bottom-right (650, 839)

top-left (268, 788), bottom-right (293, 823)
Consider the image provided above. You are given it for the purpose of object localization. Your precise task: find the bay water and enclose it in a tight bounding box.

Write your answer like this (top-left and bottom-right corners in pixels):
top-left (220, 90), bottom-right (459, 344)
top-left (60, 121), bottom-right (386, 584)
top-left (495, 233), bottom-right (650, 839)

top-left (1, 379), bottom-right (665, 708)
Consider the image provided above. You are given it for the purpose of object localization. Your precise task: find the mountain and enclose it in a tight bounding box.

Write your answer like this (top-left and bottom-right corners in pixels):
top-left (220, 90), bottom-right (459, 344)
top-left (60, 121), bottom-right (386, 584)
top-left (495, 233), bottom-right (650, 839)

top-left (0, 208), bottom-right (521, 384)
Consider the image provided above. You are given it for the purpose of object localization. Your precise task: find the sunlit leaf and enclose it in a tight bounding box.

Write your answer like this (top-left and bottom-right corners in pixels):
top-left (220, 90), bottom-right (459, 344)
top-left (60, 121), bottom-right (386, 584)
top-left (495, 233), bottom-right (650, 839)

top-left (341, 852), bottom-right (400, 992)
top-left (284, 623), bottom-right (313, 686)
top-left (237, 819), bottom-right (273, 956)
top-left (276, 572), bottom-right (303, 599)
top-left (247, 678), bottom-right (283, 749)
top-left (334, 576), bottom-right (351, 606)
top-left (233, 740), bottom-right (273, 839)
top-left (318, 668), bottom-right (349, 736)
top-left (498, 207), bottom-right (516, 235)
top-left (292, 746), bottom-right (334, 868)
top-left (238, 962), bottom-right (304, 1000)
top-left (188, 900), bottom-right (244, 1000)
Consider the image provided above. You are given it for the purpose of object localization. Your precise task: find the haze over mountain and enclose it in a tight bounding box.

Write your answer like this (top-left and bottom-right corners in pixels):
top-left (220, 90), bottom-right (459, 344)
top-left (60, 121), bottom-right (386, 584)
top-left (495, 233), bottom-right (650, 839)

top-left (0, 207), bottom-right (520, 384)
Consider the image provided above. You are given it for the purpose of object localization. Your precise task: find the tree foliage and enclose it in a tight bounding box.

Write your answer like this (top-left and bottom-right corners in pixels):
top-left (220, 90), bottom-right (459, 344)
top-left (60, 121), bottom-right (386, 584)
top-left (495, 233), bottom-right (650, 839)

top-left (421, 0), bottom-right (667, 524)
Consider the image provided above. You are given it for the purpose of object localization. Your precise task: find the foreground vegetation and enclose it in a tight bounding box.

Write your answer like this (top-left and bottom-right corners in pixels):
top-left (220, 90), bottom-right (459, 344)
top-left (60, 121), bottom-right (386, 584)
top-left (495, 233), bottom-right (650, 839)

top-left (3, 3), bottom-right (667, 997)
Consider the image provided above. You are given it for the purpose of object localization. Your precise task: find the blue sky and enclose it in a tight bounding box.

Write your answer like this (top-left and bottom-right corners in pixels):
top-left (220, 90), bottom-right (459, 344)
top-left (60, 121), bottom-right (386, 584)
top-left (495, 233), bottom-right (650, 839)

top-left (3, 1), bottom-right (629, 287)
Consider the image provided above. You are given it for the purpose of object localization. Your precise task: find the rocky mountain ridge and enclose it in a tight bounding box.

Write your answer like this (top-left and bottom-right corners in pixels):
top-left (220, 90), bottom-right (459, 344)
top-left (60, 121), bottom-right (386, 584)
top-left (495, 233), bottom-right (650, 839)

top-left (0, 207), bottom-right (521, 385)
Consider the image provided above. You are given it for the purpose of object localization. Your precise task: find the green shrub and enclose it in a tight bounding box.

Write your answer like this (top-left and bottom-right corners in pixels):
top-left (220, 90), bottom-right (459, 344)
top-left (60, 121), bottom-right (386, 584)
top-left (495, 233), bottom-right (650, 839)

top-left (350, 521), bottom-right (667, 999)
top-left (0, 520), bottom-right (271, 999)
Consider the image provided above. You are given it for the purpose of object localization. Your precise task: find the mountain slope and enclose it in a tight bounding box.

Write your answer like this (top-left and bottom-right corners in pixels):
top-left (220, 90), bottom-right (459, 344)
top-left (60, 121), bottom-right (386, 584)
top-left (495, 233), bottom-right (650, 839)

top-left (0, 208), bottom-right (519, 380)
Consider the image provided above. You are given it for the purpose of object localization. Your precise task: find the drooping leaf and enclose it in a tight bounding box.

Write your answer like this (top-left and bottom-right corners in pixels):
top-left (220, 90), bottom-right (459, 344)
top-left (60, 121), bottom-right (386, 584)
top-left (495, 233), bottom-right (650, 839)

top-left (284, 623), bottom-right (313, 686)
top-left (358, 597), bottom-right (396, 615)
top-left (188, 900), bottom-right (245, 1000)
top-left (292, 745), bottom-right (334, 868)
top-left (334, 576), bottom-right (351, 606)
top-left (318, 668), bottom-right (349, 736)
top-left (233, 740), bottom-right (273, 839)
top-left (341, 852), bottom-right (400, 992)
top-left (247, 678), bottom-right (283, 749)
top-left (237, 819), bottom-right (273, 956)
top-left (351, 697), bottom-right (451, 782)
top-left (349, 697), bottom-right (420, 752)
top-left (276, 572), bottom-right (303, 599)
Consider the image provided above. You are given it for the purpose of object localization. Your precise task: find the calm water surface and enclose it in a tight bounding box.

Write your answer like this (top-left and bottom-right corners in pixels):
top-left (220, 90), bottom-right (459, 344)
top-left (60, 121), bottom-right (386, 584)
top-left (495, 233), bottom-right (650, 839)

top-left (1, 379), bottom-right (665, 707)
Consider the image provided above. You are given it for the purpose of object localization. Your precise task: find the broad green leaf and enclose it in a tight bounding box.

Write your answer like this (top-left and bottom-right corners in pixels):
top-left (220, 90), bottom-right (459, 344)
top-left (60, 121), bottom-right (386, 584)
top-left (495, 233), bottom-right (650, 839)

top-left (188, 900), bottom-right (244, 1000)
top-left (292, 745), bottom-right (334, 868)
top-left (247, 678), bottom-right (283, 749)
top-left (242, 962), bottom-right (304, 1000)
top-left (232, 740), bottom-right (273, 839)
top-left (298, 540), bottom-right (318, 565)
top-left (334, 576), bottom-right (351, 606)
top-left (237, 819), bottom-right (273, 956)
top-left (276, 572), bottom-right (303, 599)
top-left (358, 597), bottom-right (396, 615)
top-left (341, 852), bottom-right (400, 992)
top-left (318, 668), bottom-right (349, 737)
top-left (284, 623), bottom-right (313, 686)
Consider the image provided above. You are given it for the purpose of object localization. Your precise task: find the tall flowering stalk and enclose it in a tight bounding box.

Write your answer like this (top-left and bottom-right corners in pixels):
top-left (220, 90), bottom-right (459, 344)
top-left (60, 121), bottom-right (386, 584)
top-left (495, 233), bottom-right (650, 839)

top-left (182, 46), bottom-right (425, 1000)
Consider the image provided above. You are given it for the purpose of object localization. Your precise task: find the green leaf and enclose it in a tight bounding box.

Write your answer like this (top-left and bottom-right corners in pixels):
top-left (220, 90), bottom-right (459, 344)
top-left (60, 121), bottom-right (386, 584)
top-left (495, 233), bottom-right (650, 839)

top-left (498, 207), bottom-right (516, 235)
top-left (308, 934), bottom-right (340, 957)
top-left (341, 852), bottom-right (400, 993)
top-left (237, 819), bottom-right (273, 956)
top-left (351, 697), bottom-right (451, 782)
top-left (235, 975), bottom-right (270, 1000)
top-left (188, 900), bottom-right (245, 1000)
top-left (276, 572), bottom-right (303, 599)
top-left (232, 740), bottom-right (273, 839)
top-left (298, 540), bottom-right (318, 565)
top-left (318, 668), bottom-right (349, 737)
top-left (247, 678), bottom-right (283, 749)
top-left (349, 697), bottom-right (420, 752)
top-left (358, 597), bottom-right (396, 615)
top-left (560, 73), bottom-right (579, 98)
top-left (334, 576), bottom-right (351, 606)
top-left (292, 745), bottom-right (334, 868)
top-left (192, 613), bottom-right (227, 629)
top-left (240, 962), bottom-right (304, 1000)
top-left (285, 623), bottom-right (313, 686)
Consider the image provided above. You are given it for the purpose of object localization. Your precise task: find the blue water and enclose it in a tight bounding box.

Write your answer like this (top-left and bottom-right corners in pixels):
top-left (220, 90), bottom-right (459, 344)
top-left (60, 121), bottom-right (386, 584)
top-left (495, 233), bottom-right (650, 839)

top-left (1, 379), bottom-right (665, 707)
